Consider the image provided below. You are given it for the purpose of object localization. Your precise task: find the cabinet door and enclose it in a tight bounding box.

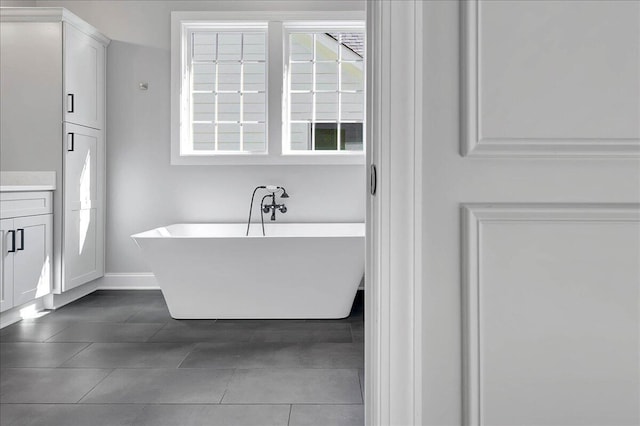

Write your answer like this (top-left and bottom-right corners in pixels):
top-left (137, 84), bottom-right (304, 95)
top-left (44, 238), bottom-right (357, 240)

top-left (12, 214), bottom-right (52, 306)
top-left (64, 22), bottom-right (105, 130)
top-left (64, 123), bottom-right (104, 291)
top-left (0, 219), bottom-right (15, 312)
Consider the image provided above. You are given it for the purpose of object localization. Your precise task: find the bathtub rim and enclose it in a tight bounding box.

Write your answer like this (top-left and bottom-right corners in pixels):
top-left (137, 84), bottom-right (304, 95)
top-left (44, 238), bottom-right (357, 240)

top-left (131, 222), bottom-right (366, 240)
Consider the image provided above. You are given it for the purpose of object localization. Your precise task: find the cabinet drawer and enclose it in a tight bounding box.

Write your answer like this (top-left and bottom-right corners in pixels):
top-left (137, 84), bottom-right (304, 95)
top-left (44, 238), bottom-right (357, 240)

top-left (0, 192), bottom-right (53, 219)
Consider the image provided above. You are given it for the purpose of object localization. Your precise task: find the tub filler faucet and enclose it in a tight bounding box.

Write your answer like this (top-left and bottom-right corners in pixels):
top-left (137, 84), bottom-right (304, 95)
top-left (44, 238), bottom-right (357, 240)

top-left (263, 192), bottom-right (288, 221)
top-left (246, 185), bottom-right (289, 236)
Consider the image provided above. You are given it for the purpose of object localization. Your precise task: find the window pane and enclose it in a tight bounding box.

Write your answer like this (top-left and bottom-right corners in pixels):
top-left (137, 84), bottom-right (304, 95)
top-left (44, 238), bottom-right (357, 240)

top-left (316, 62), bottom-right (338, 91)
top-left (218, 33), bottom-right (242, 61)
top-left (192, 93), bottom-right (215, 122)
top-left (193, 123), bottom-right (215, 150)
top-left (243, 123), bottom-right (266, 152)
top-left (218, 123), bottom-right (241, 150)
top-left (290, 63), bottom-right (312, 91)
top-left (218, 63), bottom-right (241, 91)
top-left (316, 33), bottom-right (338, 61)
top-left (218, 93), bottom-right (241, 121)
top-left (316, 92), bottom-right (338, 121)
top-left (192, 33), bottom-right (217, 61)
top-left (341, 62), bottom-right (364, 92)
top-left (314, 123), bottom-right (339, 150)
top-left (243, 33), bottom-right (266, 61)
top-left (243, 92), bottom-right (266, 122)
top-left (339, 33), bottom-right (365, 59)
top-left (290, 33), bottom-right (313, 61)
top-left (290, 122), bottom-right (311, 150)
top-left (290, 93), bottom-right (313, 121)
top-left (244, 63), bottom-right (265, 92)
top-left (192, 64), bottom-right (216, 92)
top-left (343, 123), bottom-right (364, 151)
top-left (341, 92), bottom-right (364, 121)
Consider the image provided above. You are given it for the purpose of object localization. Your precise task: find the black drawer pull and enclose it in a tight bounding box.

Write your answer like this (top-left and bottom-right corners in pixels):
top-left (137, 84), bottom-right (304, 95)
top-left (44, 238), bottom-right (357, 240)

top-left (7, 230), bottom-right (16, 253)
top-left (68, 133), bottom-right (75, 151)
top-left (17, 228), bottom-right (24, 251)
top-left (67, 93), bottom-right (75, 113)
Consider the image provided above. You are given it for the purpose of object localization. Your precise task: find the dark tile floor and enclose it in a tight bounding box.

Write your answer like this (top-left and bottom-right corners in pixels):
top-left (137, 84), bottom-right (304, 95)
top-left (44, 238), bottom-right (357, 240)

top-left (0, 290), bottom-right (364, 426)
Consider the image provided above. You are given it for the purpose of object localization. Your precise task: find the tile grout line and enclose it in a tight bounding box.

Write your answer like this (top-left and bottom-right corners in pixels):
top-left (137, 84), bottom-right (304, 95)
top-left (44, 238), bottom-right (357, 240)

top-left (41, 323), bottom-right (75, 343)
top-left (55, 342), bottom-right (94, 368)
top-left (219, 368), bottom-right (237, 404)
top-left (287, 404), bottom-right (293, 426)
top-left (142, 321), bottom-right (172, 342)
top-left (175, 343), bottom-right (199, 369)
top-left (74, 368), bottom-right (116, 404)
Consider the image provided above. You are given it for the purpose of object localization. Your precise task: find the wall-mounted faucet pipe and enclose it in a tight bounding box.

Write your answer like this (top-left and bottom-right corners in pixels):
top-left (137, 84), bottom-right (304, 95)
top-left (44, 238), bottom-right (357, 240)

top-left (246, 185), bottom-right (289, 236)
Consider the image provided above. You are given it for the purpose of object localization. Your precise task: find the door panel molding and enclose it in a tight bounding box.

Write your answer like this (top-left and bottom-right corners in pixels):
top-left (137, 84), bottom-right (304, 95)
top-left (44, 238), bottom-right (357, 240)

top-left (462, 203), bottom-right (640, 425)
top-left (461, 0), bottom-right (640, 157)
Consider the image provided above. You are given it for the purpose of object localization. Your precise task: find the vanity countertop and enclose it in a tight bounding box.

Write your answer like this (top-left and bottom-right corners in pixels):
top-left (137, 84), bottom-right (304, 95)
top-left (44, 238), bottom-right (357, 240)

top-left (0, 171), bottom-right (56, 192)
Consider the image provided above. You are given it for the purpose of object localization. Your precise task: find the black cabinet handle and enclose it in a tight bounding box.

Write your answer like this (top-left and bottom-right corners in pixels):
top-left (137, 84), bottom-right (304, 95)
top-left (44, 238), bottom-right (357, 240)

top-left (7, 230), bottom-right (16, 253)
top-left (17, 229), bottom-right (24, 251)
top-left (68, 133), bottom-right (75, 151)
top-left (67, 93), bottom-right (74, 113)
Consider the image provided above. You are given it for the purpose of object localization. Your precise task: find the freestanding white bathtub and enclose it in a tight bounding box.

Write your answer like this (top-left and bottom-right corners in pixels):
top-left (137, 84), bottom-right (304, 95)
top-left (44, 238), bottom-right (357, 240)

top-left (131, 223), bottom-right (365, 319)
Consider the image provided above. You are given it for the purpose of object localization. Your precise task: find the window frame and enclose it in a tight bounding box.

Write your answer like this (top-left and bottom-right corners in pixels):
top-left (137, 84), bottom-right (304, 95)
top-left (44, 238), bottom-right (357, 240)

top-left (171, 11), bottom-right (365, 165)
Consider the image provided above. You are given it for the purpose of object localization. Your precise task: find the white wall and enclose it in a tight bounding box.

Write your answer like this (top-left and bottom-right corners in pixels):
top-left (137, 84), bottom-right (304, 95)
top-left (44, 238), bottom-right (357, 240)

top-left (0, 0), bottom-right (36, 6)
top-left (35, 0), bottom-right (366, 273)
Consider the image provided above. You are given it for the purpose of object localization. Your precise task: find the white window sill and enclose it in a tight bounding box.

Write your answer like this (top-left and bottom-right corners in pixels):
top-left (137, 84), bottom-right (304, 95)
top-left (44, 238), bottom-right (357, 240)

top-left (170, 152), bottom-right (365, 166)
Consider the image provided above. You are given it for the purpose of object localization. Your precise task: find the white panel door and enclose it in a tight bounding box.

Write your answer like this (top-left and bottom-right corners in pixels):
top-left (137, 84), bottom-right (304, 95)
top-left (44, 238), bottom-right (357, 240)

top-left (64, 22), bottom-right (105, 130)
top-left (0, 218), bottom-right (15, 313)
top-left (415, 1), bottom-right (640, 425)
top-left (64, 123), bottom-right (104, 291)
top-left (12, 214), bottom-right (52, 306)
top-left (368, 0), bottom-right (640, 424)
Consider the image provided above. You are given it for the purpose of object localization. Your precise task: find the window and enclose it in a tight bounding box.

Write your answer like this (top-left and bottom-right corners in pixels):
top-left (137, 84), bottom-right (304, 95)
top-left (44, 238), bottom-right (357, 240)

top-left (171, 12), bottom-right (365, 165)
top-left (286, 30), bottom-right (365, 153)
top-left (184, 24), bottom-right (268, 155)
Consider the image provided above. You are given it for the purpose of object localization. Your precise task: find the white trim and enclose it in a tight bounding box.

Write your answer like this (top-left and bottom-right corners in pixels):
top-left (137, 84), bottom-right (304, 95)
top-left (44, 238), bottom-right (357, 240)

top-left (171, 10), bottom-right (366, 166)
top-left (0, 7), bottom-right (111, 45)
top-left (460, 0), bottom-right (640, 158)
top-left (45, 279), bottom-right (99, 310)
top-left (366, 0), bottom-right (422, 424)
top-left (461, 203), bottom-right (640, 426)
top-left (0, 296), bottom-right (48, 329)
top-left (95, 273), bottom-right (159, 290)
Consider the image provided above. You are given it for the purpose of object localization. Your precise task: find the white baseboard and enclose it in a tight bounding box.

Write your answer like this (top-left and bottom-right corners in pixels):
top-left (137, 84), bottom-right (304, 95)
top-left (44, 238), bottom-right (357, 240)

top-left (46, 280), bottom-right (100, 310)
top-left (0, 297), bottom-right (48, 329)
top-left (95, 273), bottom-right (159, 290)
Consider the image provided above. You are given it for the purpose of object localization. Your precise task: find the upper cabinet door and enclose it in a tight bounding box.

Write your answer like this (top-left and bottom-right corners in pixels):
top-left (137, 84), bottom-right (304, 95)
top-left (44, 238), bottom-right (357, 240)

top-left (64, 22), bottom-right (105, 130)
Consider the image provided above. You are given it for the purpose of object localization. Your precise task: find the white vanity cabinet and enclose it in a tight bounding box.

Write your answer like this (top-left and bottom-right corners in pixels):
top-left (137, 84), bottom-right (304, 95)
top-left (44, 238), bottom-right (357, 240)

top-left (0, 219), bottom-right (15, 312)
top-left (0, 8), bottom-right (110, 294)
top-left (0, 192), bottom-right (53, 313)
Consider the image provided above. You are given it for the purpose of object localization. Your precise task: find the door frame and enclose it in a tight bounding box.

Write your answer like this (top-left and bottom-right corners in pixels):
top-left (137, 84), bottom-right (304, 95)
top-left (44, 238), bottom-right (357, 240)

top-left (365, 0), bottom-right (424, 424)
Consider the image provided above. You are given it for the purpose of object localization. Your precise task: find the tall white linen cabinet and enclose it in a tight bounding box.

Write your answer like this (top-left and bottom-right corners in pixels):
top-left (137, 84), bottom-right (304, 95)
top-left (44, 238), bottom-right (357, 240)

top-left (0, 8), bottom-right (110, 294)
